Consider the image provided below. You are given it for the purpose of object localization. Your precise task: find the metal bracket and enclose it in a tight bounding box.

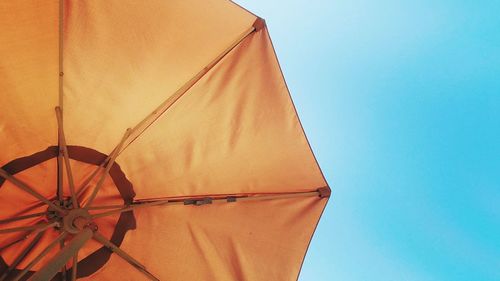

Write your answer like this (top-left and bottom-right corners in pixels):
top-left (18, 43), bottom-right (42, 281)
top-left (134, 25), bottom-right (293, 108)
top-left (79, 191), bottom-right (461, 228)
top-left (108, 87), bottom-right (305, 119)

top-left (253, 17), bottom-right (266, 31)
top-left (184, 197), bottom-right (213, 206)
top-left (318, 187), bottom-right (331, 198)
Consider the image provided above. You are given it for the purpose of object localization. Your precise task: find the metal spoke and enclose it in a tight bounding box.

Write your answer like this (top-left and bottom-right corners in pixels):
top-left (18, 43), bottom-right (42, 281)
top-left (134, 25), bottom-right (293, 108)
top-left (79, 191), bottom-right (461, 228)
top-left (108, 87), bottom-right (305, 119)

top-left (0, 222), bottom-right (57, 253)
top-left (0, 236), bottom-right (27, 253)
top-left (75, 135), bottom-right (128, 199)
top-left (118, 24), bottom-right (257, 155)
top-left (86, 204), bottom-right (125, 210)
top-left (93, 232), bottom-right (159, 281)
top-left (0, 231), bottom-right (45, 281)
top-left (11, 231), bottom-right (67, 281)
top-left (91, 190), bottom-right (323, 219)
top-left (0, 211), bottom-right (46, 225)
top-left (84, 128), bottom-right (131, 208)
top-left (57, 148), bottom-right (64, 201)
top-left (0, 169), bottom-right (65, 214)
top-left (0, 222), bottom-right (58, 235)
top-left (75, 165), bottom-right (103, 198)
top-left (55, 106), bottom-right (79, 208)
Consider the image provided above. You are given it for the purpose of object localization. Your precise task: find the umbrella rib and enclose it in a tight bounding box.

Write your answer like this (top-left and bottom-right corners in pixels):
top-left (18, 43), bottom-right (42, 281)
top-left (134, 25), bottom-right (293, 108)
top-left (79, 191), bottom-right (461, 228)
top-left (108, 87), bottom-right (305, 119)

top-left (74, 139), bottom-right (126, 199)
top-left (55, 106), bottom-right (79, 208)
top-left (0, 169), bottom-right (64, 213)
top-left (0, 230), bottom-right (45, 281)
top-left (10, 231), bottom-right (68, 281)
top-left (90, 189), bottom-right (327, 219)
top-left (93, 232), bottom-right (160, 281)
top-left (57, 0), bottom-right (64, 203)
top-left (0, 211), bottom-right (47, 225)
top-left (84, 128), bottom-right (131, 208)
top-left (75, 164), bottom-right (104, 198)
top-left (0, 236), bottom-right (27, 253)
top-left (0, 222), bottom-right (58, 253)
top-left (0, 222), bottom-right (58, 235)
top-left (117, 23), bottom-right (258, 156)
top-left (57, 152), bottom-right (64, 201)
top-left (86, 204), bottom-right (126, 210)
top-left (0, 221), bottom-right (56, 253)
top-left (75, 130), bottom-right (131, 202)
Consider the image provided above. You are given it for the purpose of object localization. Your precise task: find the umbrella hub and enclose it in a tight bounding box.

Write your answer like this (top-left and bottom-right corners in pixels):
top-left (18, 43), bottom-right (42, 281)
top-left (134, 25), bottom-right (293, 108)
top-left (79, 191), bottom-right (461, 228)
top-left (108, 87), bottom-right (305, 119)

top-left (47, 201), bottom-right (97, 234)
top-left (62, 208), bottom-right (97, 234)
top-left (46, 197), bottom-right (74, 221)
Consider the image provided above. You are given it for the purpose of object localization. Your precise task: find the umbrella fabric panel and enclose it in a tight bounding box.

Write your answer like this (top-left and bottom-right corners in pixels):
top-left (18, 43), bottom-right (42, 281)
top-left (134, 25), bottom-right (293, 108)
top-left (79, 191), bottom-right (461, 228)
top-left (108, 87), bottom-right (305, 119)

top-left (0, 1), bottom-right (330, 280)
top-left (62, 0), bottom-right (256, 155)
top-left (85, 196), bottom-right (327, 280)
top-left (118, 28), bottom-right (326, 198)
top-left (0, 0), bottom-right (59, 167)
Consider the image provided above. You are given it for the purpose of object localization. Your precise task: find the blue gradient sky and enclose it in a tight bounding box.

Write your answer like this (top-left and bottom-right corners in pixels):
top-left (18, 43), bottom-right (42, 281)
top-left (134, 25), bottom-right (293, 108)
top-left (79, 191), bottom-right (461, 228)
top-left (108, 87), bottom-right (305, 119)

top-left (236, 1), bottom-right (500, 280)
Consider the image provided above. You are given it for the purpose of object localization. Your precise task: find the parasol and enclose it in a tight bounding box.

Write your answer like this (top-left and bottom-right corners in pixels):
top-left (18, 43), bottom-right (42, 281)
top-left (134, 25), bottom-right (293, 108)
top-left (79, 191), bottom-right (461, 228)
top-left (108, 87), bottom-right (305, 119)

top-left (0, 0), bottom-right (330, 280)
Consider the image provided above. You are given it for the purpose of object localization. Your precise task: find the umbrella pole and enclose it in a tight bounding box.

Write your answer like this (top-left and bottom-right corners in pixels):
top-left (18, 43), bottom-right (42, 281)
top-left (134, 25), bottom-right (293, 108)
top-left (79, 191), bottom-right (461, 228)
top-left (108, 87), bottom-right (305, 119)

top-left (28, 230), bottom-right (92, 281)
top-left (71, 253), bottom-right (78, 281)
top-left (11, 232), bottom-right (67, 281)
top-left (0, 231), bottom-right (44, 281)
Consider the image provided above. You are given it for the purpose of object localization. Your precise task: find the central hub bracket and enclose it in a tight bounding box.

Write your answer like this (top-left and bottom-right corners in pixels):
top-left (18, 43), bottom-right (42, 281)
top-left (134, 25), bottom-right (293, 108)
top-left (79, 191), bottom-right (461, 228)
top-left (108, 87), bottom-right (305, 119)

top-left (47, 198), bottom-right (74, 221)
top-left (62, 208), bottom-right (95, 234)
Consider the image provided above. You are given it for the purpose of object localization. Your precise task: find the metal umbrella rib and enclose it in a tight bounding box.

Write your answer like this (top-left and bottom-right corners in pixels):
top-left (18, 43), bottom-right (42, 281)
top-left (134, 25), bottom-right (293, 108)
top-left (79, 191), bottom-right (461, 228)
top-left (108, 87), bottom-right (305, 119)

top-left (0, 169), bottom-right (65, 214)
top-left (90, 189), bottom-right (326, 219)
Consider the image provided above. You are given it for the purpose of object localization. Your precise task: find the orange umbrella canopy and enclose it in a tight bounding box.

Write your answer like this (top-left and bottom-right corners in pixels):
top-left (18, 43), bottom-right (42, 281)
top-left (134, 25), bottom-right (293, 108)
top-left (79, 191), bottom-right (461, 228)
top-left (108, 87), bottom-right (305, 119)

top-left (0, 1), bottom-right (330, 280)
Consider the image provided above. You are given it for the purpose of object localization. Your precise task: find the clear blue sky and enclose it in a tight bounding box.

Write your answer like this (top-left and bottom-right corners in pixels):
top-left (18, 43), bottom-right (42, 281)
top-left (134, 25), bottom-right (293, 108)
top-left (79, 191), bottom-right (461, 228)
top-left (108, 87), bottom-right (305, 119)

top-left (236, 1), bottom-right (500, 280)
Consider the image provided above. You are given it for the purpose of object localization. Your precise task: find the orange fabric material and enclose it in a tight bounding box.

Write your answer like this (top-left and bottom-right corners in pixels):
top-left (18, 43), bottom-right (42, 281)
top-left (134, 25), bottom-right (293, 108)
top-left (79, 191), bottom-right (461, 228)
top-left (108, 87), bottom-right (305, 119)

top-left (85, 197), bottom-right (327, 281)
top-left (0, 0), bottom-right (58, 167)
top-left (119, 28), bottom-right (326, 198)
top-left (63, 0), bottom-right (256, 154)
top-left (0, 1), bottom-right (329, 280)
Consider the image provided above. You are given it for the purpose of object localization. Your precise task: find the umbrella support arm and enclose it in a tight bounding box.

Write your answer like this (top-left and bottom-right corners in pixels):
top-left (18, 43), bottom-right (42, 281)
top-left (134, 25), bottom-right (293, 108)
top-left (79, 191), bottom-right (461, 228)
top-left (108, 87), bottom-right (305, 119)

top-left (0, 169), bottom-right (66, 214)
top-left (28, 228), bottom-right (93, 281)
top-left (90, 188), bottom-right (330, 219)
top-left (55, 106), bottom-right (79, 208)
top-left (93, 232), bottom-right (160, 281)
top-left (0, 231), bottom-right (44, 281)
top-left (118, 21), bottom-right (259, 155)
top-left (0, 222), bottom-right (59, 234)
top-left (84, 128), bottom-right (131, 208)
top-left (0, 211), bottom-right (46, 225)
top-left (11, 232), bottom-right (67, 281)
